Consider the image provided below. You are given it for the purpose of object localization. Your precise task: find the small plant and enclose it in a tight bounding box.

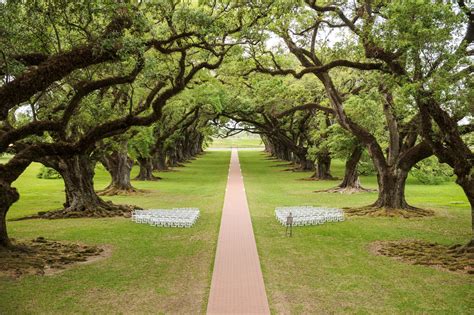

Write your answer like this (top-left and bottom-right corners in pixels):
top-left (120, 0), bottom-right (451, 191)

top-left (410, 157), bottom-right (453, 185)
top-left (36, 166), bottom-right (62, 179)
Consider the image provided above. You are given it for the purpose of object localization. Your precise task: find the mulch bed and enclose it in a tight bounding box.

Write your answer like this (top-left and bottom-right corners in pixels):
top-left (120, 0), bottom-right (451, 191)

top-left (344, 207), bottom-right (434, 218)
top-left (14, 202), bottom-right (137, 220)
top-left (0, 237), bottom-right (109, 279)
top-left (370, 239), bottom-right (474, 274)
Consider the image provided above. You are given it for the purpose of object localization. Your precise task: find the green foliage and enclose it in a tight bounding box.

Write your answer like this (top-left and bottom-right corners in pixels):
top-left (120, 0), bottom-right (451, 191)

top-left (358, 153), bottom-right (377, 176)
top-left (128, 126), bottom-right (155, 160)
top-left (36, 166), bottom-right (61, 179)
top-left (411, 157), bottom-right (453, 185)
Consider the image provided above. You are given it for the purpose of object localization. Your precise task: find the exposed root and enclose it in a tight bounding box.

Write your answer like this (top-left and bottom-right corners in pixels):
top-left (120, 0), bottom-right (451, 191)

top-left (344, 206), bottom-right (434, 218)
top-left (314, 186), bottom-right (376, 194)
top-left (0, 237), bottom-right (110, 279)
top-left (97, 186), bottom-right (147, 196)
top-left (370, 240), bottom-right (474, 274)
top-left (16, 201), bottom-right (140, 220)
top-left (450, 242), bottom-right (474, 254)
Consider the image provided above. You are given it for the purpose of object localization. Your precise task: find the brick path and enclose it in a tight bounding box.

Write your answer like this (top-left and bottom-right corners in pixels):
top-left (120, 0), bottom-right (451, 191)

top-left (207, 149), bottom-right (270, 315)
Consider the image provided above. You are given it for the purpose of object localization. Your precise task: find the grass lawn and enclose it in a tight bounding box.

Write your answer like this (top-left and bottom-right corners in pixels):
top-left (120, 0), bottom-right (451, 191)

top-left (0, 151), bottom-right (230, 314)
top-left (239, 151), bottom-right (473, 314)
top-left (209, 137), bottom-right (264, 148)
top-left (1, 150), bottom-right (472, 314)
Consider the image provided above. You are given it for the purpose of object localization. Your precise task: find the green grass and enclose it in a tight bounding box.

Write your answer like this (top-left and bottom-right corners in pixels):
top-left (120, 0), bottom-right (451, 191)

top-left (0, 151), bottom-right (230, 314)
top-left (1, 151), bottom-right (472, 314)
top-left (209, 136), bottom-right (264, 148)
top-left (239, 151), bottom-right (473, 314)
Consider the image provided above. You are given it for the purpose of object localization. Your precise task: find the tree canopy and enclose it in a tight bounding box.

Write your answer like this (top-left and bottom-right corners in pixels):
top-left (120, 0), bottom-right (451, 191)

top-left (0, 0), bottom-right (472, 249)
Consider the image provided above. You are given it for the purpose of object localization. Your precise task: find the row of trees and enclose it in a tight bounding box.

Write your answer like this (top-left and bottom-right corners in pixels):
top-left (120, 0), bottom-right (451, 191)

top-left (214, 0), bottom-right (473, 246)
top-left (0, 0), bottom-right (271, 247)
top-left (0, 1), bottom-right (472, 249)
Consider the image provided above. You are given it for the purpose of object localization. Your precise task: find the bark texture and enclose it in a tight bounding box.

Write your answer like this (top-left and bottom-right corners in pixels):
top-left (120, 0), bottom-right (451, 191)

top-left (100, 143), bottom-right (138, 195)
top-left (310, 153), bottom-right (333, 180)
top-left (315, 146), bottom-right (373, 193)
top-left (135, 157), bottom-right (161, 181)
top-left (34, 154), bottom-right (138, 219)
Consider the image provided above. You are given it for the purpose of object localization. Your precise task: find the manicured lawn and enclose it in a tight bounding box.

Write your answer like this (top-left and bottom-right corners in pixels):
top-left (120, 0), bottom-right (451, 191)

top-left (0, 151), bottom-right (230, 314)
top-left (1, 150), bottom-right (472, 314)
top-left (209, 137), bottom-right (264, 148)
top-left (239, 151), bottom-right (473, 314)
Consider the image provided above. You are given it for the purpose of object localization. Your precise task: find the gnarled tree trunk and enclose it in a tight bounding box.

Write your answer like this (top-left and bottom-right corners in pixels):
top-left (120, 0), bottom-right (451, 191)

top-left (153, 153), bottom-right (168, 171)
top-left (61, 155), bottom-right (107, 211)
top-left (36, 154), bottom-right (137, 219)
top-left (310, 153), bottom-right (333, 180)
top-left (372, 168), bottom-right (410, 209)
top-left (316, 146), bottom-right (372, 193)
top-left (0, 182), bottom-right (19, 248)
top-left (293, 149), bottom-right (314, 171)
top-left (135, 157), bottom-right (160, 181)
top-left (456, 175), bottom-right (474, 247)
top-left (339, 147), bottom-right (362, 188)
top-left (100, 148), bottom-right (137, 196)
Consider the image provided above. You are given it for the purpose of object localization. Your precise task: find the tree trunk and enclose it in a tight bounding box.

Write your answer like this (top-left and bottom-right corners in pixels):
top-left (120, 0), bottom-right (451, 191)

top-left (153, 152), bottom-right (168, 171)
top-left (456, 175), bottom-right (474, 247)
top-left (168, 153), bottom-right (178, 167)
top-left (315, 146), bottom-right (372, 193)
top-left (36, 154), bottom-right (137, 219)
top-left (0, 157), bottom-right (32, 248)
top-left (100, 149), bottom-right (137, 195)
top-left (372, 168), bottom-right (411, 209)
top-left (310, 153), bottom-right (333, 179)
top-left (135, 157), bottom-right (160, 181)
top-left (339, 147), bottom-right (362, 188)
top-left (61, 155), bottom-right (106, 210)
top-left (0, 182), bottom-right (19, 248)
top-left (297, 157), bottom-right (314, 171)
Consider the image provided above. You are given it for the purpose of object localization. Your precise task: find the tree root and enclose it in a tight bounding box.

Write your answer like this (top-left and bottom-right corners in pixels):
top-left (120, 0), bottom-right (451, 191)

top-left (15, 201), bottom-right (140, 220)
top-left (449, 242), bottom-right (474, 254)
top-left (344, 206), bottom-right (434, 218)
top-left (0, 237), bottom-right (109, 279)
top-left (314, 186), bottom-right (376, 194)
top-left (370, 239), bottom-right (474, 274)
top-left (97, 186), bottom-right (147, 196)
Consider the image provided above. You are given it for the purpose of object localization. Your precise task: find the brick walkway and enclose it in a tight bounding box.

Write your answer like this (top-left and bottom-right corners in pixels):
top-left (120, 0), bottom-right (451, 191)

top-left (207, 149), bottom-right (270, 315)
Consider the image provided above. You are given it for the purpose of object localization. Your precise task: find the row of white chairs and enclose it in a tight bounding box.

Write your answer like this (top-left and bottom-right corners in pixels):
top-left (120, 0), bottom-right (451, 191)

top-left (275, 206), bottom-right (344, 226)
top-left (132, 208), bottom-right (200, 228)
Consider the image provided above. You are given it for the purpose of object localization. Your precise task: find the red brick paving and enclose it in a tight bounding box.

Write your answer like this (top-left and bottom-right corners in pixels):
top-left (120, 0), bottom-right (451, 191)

top-left (207, 149), bottom-right (270, 315)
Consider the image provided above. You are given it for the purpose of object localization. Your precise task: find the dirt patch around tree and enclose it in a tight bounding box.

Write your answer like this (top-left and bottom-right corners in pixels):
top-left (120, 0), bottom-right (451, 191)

top-left (344, 206), bottom-right (434, 218)
top-left (14, 202), bottom-right (138, 220)
top-left (97, 187), bottom-right (151, 196)
top-left (370, 240), bottom-right (474, 274)
top-left (314, 186), bottom-right (376, 194)
top-left (0, 237), bottom-right (111, 279)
